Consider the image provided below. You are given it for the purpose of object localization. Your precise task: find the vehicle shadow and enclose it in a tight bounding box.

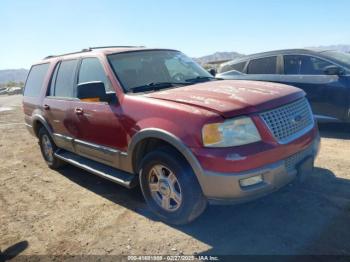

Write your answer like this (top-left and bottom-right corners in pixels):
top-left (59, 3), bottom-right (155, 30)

top-left (318, 122), bottom-right (350, 140)
top-left (0, 241), bottom-right (28, 261)
top-left (57, 166), bottom-right (350, 255)
top-left (176, 167), bottom-right (350, 255)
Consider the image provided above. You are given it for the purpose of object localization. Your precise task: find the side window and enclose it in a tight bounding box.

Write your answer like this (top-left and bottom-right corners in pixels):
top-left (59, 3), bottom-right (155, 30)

top-left (54, 59), bottom-right (79, 98)
top-left (284, 55), bottom-right (300, 74)
top-left (78, 58), bottom-right (113, 92)
top-left (230, 61), bottom-right (246, 72)
top-left (284, 55), bottom-right (334, 75)
top-left (247, 56), bottom-right (277, 74)
top-left (300, 56), bottom-right (333, 75)
top-left (24, 63), bottom-right (50, 97)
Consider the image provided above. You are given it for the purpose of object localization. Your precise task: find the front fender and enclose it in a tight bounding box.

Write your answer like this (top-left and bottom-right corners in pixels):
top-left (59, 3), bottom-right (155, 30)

top-left (126, 128), bottom-right (205, 186)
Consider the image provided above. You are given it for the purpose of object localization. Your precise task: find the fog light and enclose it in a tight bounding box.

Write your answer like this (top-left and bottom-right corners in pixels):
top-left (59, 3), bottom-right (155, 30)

top-left (239, 175), bottom-right (263, 187)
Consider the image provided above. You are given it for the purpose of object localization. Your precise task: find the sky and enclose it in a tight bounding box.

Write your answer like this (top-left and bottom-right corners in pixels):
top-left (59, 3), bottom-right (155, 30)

top-left (0, 0), bottom-right (350, 69)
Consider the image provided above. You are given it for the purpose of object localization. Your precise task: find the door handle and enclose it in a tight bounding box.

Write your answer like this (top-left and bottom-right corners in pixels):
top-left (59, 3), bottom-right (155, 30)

top-left (43, 104), bottom-right (50, 110)
top-left (75, 107), bottom-right (84, 115)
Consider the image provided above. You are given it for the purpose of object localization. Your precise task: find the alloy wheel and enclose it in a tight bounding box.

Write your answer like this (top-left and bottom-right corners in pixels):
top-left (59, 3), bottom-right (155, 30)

top-left (42, 134), bottom-right (54, 162)
top-left (148, 164), bottom-right (182, 212)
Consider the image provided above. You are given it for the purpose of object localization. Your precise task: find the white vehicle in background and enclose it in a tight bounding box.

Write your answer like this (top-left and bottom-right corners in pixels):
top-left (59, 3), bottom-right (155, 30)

top-left (0, 87), bottom-right (7, 95)
top-left (7, 87), bottom-right (22, 95)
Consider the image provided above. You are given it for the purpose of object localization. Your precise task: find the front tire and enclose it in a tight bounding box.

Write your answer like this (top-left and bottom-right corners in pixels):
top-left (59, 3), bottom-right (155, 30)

top-left (139, 147), bottom-right (207, 225)
top-left (38, 127), bottom-right (65, 169)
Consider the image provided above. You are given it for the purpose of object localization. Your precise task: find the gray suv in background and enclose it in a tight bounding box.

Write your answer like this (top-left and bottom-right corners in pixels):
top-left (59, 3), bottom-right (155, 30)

top-left (217, 49), bottom-right (350, 123)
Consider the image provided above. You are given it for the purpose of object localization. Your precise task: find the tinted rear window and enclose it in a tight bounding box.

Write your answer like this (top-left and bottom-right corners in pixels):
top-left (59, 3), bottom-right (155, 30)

top-left (247, 56), bottom-right (277, 74)
top-left (284, 55), bottom-right (300, 74)
top-left (54, 59), bottom-right (79, 98)
top-left (24, 63), bottom-right (50, 97)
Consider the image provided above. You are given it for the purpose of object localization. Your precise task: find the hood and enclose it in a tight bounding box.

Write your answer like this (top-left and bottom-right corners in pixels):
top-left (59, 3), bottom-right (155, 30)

top-left (145, 80), bottom-right (305, 118)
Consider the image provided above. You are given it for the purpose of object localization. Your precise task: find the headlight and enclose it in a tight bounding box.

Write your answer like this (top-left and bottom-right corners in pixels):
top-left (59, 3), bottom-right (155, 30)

top-left (202, 117), bottom-right (261, 147)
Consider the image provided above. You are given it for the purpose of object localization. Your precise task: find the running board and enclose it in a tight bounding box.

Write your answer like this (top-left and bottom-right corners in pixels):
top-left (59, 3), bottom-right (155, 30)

top-left (55, 150), bottom-right (137, 188)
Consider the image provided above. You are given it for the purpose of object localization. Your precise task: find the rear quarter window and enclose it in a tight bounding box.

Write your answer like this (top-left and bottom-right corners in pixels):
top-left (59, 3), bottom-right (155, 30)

top-left (23, 63), bottom-right (50, 97)
top-left (219, 61), bottom-right (246, 73)
top-left (230, 61), bottom-right (246, 72)
top-left (247, 56), bottom-right (277, 74)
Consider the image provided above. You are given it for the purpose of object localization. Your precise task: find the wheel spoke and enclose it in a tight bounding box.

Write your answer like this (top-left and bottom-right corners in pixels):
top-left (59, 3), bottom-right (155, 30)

top-left (149, 182), bottom-right (159, 192)
top-left (168, 172), bottom-right (177, 185)
top-left (171, 191), bottom-right (182, 205)
top-left (152, 165), bottom-right (164, 179)
top-left (161, 196), bottom-right (170, 210)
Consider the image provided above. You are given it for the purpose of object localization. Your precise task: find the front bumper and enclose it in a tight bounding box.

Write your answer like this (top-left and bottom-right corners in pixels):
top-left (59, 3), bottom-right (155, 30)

top-left (200, 136), bottom-right (320, 205)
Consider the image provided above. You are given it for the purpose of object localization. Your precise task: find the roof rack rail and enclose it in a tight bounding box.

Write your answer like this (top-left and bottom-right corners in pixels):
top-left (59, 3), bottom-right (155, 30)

top-left (88, 45), bottom-right (145, 50)
top-left (43, 46), bottom-right (145, 59)
top-left (43, 48), bottom-right (92, 60)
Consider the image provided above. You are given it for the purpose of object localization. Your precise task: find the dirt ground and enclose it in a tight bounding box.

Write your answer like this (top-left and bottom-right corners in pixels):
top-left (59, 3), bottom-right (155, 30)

top-left (1, 95), bottom-right (350, 258)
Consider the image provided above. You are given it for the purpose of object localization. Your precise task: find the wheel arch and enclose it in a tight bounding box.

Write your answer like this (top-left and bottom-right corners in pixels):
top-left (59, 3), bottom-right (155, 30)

top-left (128, 128), bottom-right (204, 182)
top-left (32, 114), bottom-right (53, 138)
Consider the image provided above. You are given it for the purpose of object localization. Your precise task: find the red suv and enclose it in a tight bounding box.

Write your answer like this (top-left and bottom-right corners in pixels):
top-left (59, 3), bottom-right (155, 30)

top-left (23, 46), bottom-right (320, 224)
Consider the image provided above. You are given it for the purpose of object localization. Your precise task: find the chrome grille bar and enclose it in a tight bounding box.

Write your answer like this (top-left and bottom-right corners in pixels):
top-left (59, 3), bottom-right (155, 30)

top-left (259, 98), bottom-right (314, 144)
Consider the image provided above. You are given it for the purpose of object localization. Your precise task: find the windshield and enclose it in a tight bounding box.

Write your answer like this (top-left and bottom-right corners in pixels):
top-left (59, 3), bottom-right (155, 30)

top-left (323, 51), bottom-right (350, 67)
top-left (108, 50), bottom-right (213, 92)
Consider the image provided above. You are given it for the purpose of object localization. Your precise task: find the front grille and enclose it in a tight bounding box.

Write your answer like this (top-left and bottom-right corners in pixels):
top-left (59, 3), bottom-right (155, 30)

top-left (285, 145), bottom-right (314, 172)
top-left (259, 98), bottom-right (314, 143)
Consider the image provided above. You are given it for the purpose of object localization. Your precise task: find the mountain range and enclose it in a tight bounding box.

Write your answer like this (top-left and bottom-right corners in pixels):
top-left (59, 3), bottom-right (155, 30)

top-left (194, 51), bottom-right (244, 65)
top-left (1, 45), bottom-right (349, 84)
top-left (0, 69), bottom-right (29, 85)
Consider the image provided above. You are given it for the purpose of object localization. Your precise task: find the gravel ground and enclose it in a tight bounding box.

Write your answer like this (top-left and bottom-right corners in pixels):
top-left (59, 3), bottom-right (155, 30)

top-left (1, 95), bottom-right (350, 258)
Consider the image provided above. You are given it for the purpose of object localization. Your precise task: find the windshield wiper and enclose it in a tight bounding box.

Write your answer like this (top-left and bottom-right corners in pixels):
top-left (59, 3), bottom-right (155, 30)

top-left (185, 76), bottom-right (220, 83)
top-left (131, 82), bottom-right (189, 93)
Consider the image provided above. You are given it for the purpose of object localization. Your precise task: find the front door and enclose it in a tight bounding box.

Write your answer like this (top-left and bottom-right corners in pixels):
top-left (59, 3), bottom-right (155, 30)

top-left (65, 57), bottom-right (127, 168)
top-left (281, 55), bottom-right (349, 121)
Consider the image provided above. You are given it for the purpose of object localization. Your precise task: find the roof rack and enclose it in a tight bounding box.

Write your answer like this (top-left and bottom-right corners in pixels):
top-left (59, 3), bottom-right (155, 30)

top-left (88, 45), bottom-right (145, 50)
top-left (43, 49), bottom-right (92, 59)
top-left (43, 46), bottom-right (145, 59)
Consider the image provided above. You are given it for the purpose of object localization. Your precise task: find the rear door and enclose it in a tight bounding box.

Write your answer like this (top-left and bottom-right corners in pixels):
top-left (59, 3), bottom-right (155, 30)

top-left (280, 55), bottom-right (348, 121)
top-left (43, 59), bottom-right (80, 151)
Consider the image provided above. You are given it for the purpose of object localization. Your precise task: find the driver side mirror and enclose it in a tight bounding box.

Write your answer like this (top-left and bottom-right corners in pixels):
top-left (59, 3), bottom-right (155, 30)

top-left (77, 81), bottom-right (109, 102)
top-left (208, 68), bottom-right (217, 76)
top-left (324, 65), bottom-right (345, 76)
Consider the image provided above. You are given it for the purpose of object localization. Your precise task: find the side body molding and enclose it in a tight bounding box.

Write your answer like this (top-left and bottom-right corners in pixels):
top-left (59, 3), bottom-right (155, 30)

top-left (27, 118), bottom-right (206, 189)
top-left (126, 128), bottom-right (205, 184)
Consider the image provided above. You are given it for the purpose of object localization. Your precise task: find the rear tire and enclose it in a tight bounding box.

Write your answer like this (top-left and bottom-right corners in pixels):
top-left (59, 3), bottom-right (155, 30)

top-left (139, 147), bottom-right (207, 225)
top-left (38, 127), bottom-right (65, 169)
